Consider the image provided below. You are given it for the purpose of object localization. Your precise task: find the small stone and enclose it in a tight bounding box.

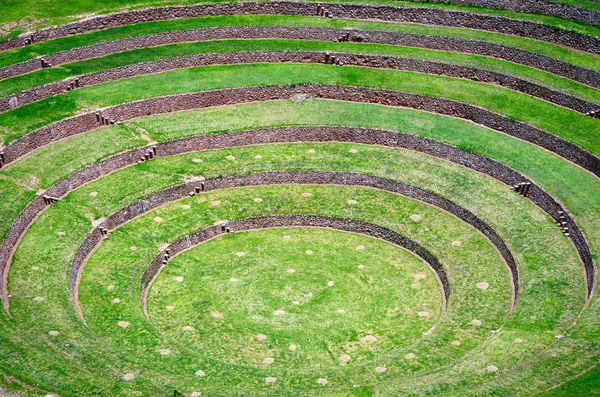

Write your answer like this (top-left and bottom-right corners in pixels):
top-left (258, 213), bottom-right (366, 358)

top-left (337, 309), bottom-right (345, 313)
top-left (211, 312), bottom-right (223, 319)
top-left (327, 281), bottom-right (334, 287)
top-left (191, 159), bottom-right (202, 163)
top-left (274, 310), bottom-right (285, 316)
top-left (306, 250), bottom-right (313, 255)
top-left (347, 200), bottom-right (358, 205)
top-left (414, 273), bottom-right (426, 280)
top-left (154, 217), bottom-right (163, 223)
top-left (211, 201), bottom-right (221, 206)
top-left (118, 321), bottom-right (129, 328)
top-left (417, 311), bottom-right (430, 317)
top-left (486, 365), bottom-right (498, 372)
top-left (356, 245), bottom-right (365, 250)
top-left (470, 319), bottom-right (482, 326)
top-left (183, 326), bottom-right (194, 331)
top-left (301, 192), bottom-right (312, 197)
top-left (112, 298), bottom-right (121, 304)
top-left (129, 246), bottom-right (137, 251)
top-left (349, 149), bottom-right (358, 153)
top-left (410, 214), bottom-right (421, 222)
top-left (181, 205), bottom-right (191, 210)
top-left (166, 305), bottom-right (174, 311)
top-left (360, 335), bottom-right (377, 343)
top-left (375, 366), bottom-right (386, 373)
top-left (287, 269), bottom-right (296, 274)
top-left (263, 357), bottom-right (275, 365)
top-left (195, 370), bottom-right (206, 377)
top-left (256, 334), bottom-right (267, 341)
top-left (123, 373), bottom-right (136, 381)
top-left (307, 149), bottom-right (316, 154)
top-left (514, 338), bottom-right (524, 343)
top-left (405, 353), bottom-right (416, 360)
top-left (288, 344), bottom-right (297, 351)
top-left (451, 240), bottom-right (462, 246)
top-left (174, 276), bottom-right (184, 282)
top-left (357, 265), bottom-right (365, 269)
top-left (159, 349), bottom-right (171, 356)
top-left (48, 331), bottom-right (59, 336)
top-left (253, 198), bottom-right (263, 203)
top-left (226, 155), bottom-right (235, 161)
top-left (229, 278), bottom-right (239, 283)
top-left (31, 266), bottom-right (39, 271)
top-left (265, 377), bottom-right (277, 384)
top-left (191, 393), bottom-right (201, 397)
top-left (339, 354), bottom-right (351, 365)
top-left (451, 340), bottom-right (461, 346)
top-left (235, 252), bottom-right (245, 257)
top-left (34, 296), bottom-right (44, 303)
top-left (476, 282), bottom-right (490, 290)
top-left (317, 378), bottom-right (328, 385)
top-left (57, 232), bottom-right (65, 236)
top-left (292, 301), bottom-right (300, 305)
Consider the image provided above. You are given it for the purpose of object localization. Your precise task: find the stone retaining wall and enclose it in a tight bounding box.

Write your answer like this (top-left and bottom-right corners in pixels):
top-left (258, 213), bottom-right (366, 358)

top-left (2, 85), bottom-right (598, 178)
top-left (0, 2), bottom-right (598, 54)
top-left (2, 26), bottom-right (598, 90)
top-left (1, 126), bottom-right (593, 314)
top-left (2, 50), bottom-right (597, 115)
top-left (138, 213), bottom-right (451, 313)
top-left (409, 0), bottom-right (600, 26)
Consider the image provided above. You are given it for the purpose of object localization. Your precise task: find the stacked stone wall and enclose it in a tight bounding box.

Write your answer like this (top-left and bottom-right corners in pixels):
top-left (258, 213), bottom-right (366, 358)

top-left (2, 50), bottom-right (597, 114)
top-left (0, 2), bottom-right (598, 54)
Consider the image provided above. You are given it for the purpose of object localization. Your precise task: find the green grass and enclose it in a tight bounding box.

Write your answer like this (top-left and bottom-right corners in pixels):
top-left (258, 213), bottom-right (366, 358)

top-left (1, 15), bottom-right (599, 74)
top-left (2, 38), bottom-right (598, 106)
top-left (1, 142), bottom-right (580, 395)
top-left (1, 64), bottom-right (598, 156)
top-left (0, 100), bottom-right (597, 395)
top-left (150, 227), bottom-right (444, 371)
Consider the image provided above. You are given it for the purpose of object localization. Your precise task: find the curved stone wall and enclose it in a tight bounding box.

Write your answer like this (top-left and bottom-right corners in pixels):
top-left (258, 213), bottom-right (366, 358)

top-left (2, 85), bottom-right (598, 178)
top-left (409, 0), bottom-right (600, 26)
top-left (2, 26), bottom-right (599, 89)
top-left (0, 2), bottom-right (598, 54)
top-left (2, 50), bottom-right (597, 115)
top-left (1, 126), bottom-right (592, 315)
top-left (138, 214), bottom-right (452, 315)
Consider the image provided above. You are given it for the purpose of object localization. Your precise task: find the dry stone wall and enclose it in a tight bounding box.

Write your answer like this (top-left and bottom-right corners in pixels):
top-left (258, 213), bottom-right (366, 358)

top-left (409, 0), bottom-right (600, 26)
top-left (139, 213), bottom-right (451, 311)
top-left (2, 50), bottom-right (597, 115)
top-left (1, 2), bottom-right (598, 54)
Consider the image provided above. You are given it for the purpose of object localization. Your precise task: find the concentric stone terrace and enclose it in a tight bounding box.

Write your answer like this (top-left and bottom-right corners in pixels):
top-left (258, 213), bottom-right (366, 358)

top-left (0, 0), bottom-right (598, 396)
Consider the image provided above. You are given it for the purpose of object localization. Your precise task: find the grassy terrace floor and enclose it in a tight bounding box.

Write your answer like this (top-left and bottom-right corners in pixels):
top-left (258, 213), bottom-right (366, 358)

top-left (0, 104), bottom-right (596, 395)
top-left (3, 141), bottom-right (578, 394)
top-left (0, 1), bottom-right (597, 392)
top-left (1, 65), bottom-right (598, 157)
top-left (1, 39), bottom-right (598, 106)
